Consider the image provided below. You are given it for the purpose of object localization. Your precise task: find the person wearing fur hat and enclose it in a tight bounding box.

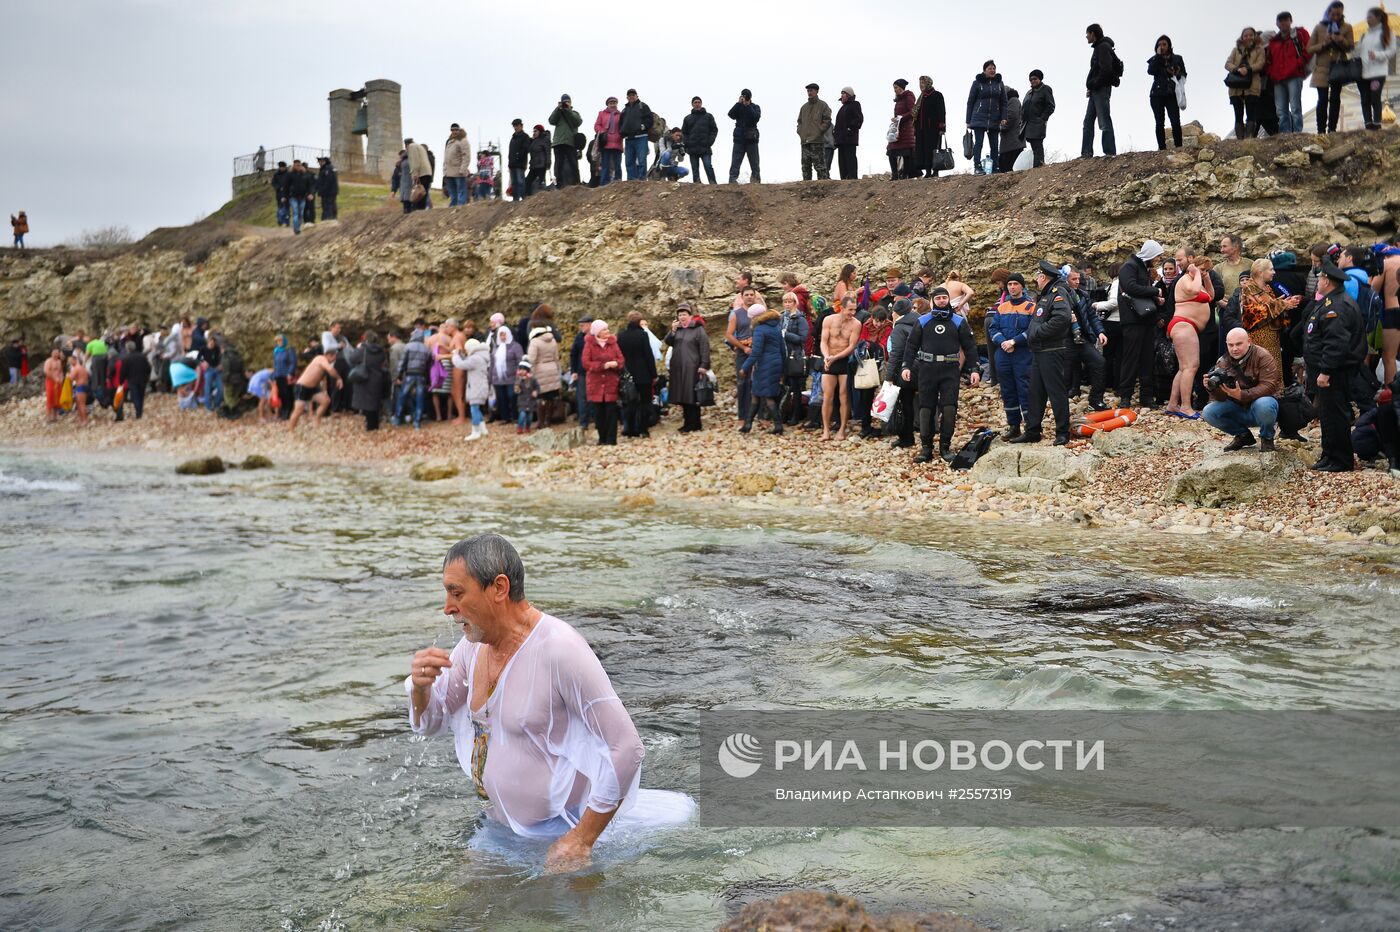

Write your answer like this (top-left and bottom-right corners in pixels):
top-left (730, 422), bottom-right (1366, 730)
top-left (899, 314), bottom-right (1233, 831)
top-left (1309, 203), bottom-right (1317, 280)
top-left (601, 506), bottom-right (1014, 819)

top-left (1011, 261), bottom-right (1077, 445)
top-left (900, 286), bottom-right (981, 462)
top-left (888, 79), bottom-right (917, 179)
top-left (582, 319), bottom-right (625, 445)
top-left (739, 302), bottom-right (786, 434)
top-left (1116, 239), bottom-right (1167, 408)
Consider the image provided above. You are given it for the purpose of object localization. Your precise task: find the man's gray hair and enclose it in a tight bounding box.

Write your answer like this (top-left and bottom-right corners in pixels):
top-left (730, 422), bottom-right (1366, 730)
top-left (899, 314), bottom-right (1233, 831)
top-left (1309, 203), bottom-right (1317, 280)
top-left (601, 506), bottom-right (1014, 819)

top-left (444, 533), bottom-right (526, 601)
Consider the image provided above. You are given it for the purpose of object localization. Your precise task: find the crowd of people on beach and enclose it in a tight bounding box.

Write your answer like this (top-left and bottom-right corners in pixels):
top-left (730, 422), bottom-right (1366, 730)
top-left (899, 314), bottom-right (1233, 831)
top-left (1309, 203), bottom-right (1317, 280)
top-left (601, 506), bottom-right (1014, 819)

top-left (365, 7), bottom-right (1394, 203)
top-left (20, 228), bottom-right (1400, 476)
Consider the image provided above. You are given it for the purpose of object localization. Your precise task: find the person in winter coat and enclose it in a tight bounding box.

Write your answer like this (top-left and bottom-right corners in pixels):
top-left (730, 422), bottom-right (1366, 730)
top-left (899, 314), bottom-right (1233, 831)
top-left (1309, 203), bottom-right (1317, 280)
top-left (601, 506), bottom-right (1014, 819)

top-left (1021, 71), bottom-right (1057, 167)
top-left (1083, 23), bottom-right (1120, 157)
top-left (1147, 36), bottom-right (1187, 149)
top-left (1309, 2), bottom-right (1356, 134)
top-left (1265, 12), bottom-right (1312, 133)
top-left (1358, 8), bottom-right (1397, 130)
top-left (728, 90), bottom-right (762, 183)
top-left (10, 210), bottom-right (28, 248)
top-left (286, 162), bottom-right (314, 233)
top-left (887, 79), bottom-right (917, 179)
top-left (490, 326), bottom-right (524, 423)
top-left (681, 97), bottom-right (719, 183)
top-left (548, 94), bottom-right (583, 187)
top-left (797, 83), bottom-right (833, 180)
top-left (1225, 27), bottom-right (1268, 139)
top-left (315, 158), bottom-right (340, 220)
top-left (834, 87), bottom-right (864, 180)
top-left (514, 361), bottom-right (540, 432)
top-left (526, 125), bottom-right (552, 196)
top-left (348, 332), bottom-right (389, 431)
top-left (462, 338), bottom-right (492, 440)
top-left (582, 319), bottom-right (625, 445)
top-left (405, 138), bottom-right (432, 210)
top-left (998, 89), bottom-right (1026, 173)
top-left (1117, 240), bottom-right (1168, 408)
top-left (526, 323), bottom-right (563, 423)
top-left (506, 120), bottom-right (529, 201)
top-left (912, 76), bottom-right (947, 179)
top-left (442, 125), bottom-right (472, 206)
top-left (778, 291), bottom-right (812, 424)
top-left (618, 89), bottom-right (654, 181)
top-left (270, 163), bottom-right (290, 227)
top-left (616, 313), bottom-right (659, 438)
top-left (738, 305), bottom-right (785, 434)
top-left (593, 97), bottom-right (624, 185)
top-left (965, 62), bottom-right (1008, 174)
top-left (665, 303), bottom-right (712, 431)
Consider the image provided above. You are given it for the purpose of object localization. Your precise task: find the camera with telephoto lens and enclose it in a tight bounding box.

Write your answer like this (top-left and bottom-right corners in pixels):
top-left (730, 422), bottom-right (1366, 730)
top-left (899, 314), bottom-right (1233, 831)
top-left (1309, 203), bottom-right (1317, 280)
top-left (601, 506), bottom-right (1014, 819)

top-left (1205, 367), bottom-right (1238, 390)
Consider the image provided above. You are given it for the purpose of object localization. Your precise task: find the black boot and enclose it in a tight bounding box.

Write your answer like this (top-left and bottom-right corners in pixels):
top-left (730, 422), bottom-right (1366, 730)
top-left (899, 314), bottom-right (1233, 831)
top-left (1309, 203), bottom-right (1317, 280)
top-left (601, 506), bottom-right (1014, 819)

top-left (939, 444), bottom-right (954, 462)
top-left (1052, 433), bottom-right (1069, 446)
top-left (939, 405), bottom-right (957, 459)
top-left (1010, 429), bottom-right (1043, 444)
top-left (1003, 423), bottom-right (1022, 440)
top-left (914, 407), bottom-right (934, 462)
top-left (739, 418), bottom-right (752, 434)
top-left (770, 420), bottom-right (783, 435)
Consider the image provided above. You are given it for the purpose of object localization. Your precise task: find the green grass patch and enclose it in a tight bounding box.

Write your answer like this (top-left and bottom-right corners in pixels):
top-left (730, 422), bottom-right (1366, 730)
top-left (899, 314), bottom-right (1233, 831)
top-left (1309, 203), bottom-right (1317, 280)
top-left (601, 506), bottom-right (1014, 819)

top-left (208, 181), bottom-right (396, 228)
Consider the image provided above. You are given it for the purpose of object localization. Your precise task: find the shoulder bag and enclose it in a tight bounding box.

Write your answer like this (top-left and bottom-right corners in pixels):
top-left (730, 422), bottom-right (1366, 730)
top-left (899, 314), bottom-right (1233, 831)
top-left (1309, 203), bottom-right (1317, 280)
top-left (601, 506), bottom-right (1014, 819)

top-left (932, 134), bottom-right (956, 172)
top-left (1328, 57), bottom-right (1362, 85)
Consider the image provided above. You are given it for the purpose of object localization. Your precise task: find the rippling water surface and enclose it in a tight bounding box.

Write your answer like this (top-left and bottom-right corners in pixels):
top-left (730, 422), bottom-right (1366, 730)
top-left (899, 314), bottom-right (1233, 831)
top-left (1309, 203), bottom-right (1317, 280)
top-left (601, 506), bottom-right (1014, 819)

top-left (1, 451), bottom-right (1398, 931)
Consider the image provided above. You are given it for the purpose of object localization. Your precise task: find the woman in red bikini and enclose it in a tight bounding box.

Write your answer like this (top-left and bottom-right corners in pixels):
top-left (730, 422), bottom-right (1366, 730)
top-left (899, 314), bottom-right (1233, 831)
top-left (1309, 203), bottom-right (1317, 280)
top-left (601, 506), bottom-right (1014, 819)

top-left (1166, 260), bottom-right (1215, 418)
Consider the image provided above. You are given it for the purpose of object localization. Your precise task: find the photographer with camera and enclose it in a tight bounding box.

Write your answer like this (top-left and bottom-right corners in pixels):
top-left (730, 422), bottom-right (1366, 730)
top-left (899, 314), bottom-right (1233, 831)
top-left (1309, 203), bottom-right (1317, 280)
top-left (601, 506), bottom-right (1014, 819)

top-left (1201, 327), bottom-right (1282, 453)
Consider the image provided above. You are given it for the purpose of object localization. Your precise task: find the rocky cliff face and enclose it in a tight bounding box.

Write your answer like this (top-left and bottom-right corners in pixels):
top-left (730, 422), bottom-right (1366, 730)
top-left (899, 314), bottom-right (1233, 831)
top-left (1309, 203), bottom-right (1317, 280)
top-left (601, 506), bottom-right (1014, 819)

top-left (2, 131), bottom-right (1396, 367)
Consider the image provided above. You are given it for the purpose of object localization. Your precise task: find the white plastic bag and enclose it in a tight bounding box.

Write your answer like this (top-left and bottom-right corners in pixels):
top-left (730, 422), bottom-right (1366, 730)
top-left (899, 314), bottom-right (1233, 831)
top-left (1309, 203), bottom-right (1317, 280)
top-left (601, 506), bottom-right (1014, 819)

top-left (1012, 147), bottom-right (1034, 172)
top-left (886, 117), bottom-right (900, 143)
top-left (1174, 74), bottom-right (1188, 111)
top-left (871, 381), bottom-right (900, 423)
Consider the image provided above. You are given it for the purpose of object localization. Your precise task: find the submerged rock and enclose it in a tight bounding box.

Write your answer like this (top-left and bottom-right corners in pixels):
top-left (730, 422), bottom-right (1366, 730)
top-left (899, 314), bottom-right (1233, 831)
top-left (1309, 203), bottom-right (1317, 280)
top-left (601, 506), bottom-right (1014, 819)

top-left (1166, 449), bottom-right (1307, 507)
top-left (718, 890), bottom-right (989, 932)
top-left (239, 454), bottom-right (273, 470)
top-left (619, 492), bottom-right (656, 509)
top-left (176, 456), bottom-right (225, 475)
top-left (409, 461), bottom-right (460, 482)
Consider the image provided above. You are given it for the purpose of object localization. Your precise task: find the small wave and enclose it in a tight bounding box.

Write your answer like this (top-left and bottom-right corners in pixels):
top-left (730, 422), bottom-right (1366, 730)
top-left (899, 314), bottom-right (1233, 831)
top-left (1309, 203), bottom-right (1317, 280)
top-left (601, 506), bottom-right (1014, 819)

top-left (1209, 595), bottom-right (1284, 610)
top-left (0, 469), bottom-right (83, 495)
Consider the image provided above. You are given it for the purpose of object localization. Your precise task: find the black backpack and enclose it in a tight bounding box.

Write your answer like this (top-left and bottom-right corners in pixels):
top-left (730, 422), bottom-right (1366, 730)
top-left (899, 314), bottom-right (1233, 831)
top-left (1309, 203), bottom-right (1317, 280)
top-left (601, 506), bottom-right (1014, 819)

top-left (950, 427), bottom-right (997, 470)
top-left (1111, 49), bottom-right (1125, 86)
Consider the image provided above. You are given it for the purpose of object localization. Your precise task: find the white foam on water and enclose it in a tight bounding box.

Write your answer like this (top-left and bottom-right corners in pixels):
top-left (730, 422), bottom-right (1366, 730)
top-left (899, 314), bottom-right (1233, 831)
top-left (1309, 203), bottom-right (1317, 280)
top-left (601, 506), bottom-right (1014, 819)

top-left (0, 469), bottom-right (83, 495)
top-left (1210, 595), bottom-right (1283, 610)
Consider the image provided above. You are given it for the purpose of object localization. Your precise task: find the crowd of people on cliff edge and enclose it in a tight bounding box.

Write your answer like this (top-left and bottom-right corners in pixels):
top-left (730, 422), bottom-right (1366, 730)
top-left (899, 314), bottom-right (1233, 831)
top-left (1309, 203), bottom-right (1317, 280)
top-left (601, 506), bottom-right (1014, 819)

top-left (24, 229), bottom-right (1400, 477)
top-left (349, 7), bottom-right (1394, 204)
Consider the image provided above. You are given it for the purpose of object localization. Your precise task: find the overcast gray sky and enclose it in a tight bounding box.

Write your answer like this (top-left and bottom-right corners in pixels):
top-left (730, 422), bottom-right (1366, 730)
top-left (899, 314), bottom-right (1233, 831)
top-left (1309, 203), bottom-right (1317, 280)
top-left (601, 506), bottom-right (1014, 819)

top-left (3, 0), bottom-right (1321, 247)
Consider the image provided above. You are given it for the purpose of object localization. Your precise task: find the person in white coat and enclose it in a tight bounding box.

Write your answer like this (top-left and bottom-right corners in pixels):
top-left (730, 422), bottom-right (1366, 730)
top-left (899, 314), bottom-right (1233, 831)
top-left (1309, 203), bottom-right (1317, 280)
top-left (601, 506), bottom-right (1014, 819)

top-left (461, 338), bottom-right (492, 440)
top-left (1357, 8), bottom-right (1397, 130)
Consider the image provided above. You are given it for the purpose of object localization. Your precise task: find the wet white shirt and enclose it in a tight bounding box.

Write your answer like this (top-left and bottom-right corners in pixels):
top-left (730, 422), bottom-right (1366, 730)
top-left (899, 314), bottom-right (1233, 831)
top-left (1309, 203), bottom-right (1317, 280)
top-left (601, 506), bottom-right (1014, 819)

top-left (406, 613), bottom-right (644, 838)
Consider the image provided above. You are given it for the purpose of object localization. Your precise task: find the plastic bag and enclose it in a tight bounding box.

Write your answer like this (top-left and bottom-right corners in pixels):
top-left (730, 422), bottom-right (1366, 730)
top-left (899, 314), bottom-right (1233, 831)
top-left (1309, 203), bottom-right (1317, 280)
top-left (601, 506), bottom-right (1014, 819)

top-left (1174, 74), bottom-right (1188, 111)
top-left (871, 381), bottom-right (900, 423)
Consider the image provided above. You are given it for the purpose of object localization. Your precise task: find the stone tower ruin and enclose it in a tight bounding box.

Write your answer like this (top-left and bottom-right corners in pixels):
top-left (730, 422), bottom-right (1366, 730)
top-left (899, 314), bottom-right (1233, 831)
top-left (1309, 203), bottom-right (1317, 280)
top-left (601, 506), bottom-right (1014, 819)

top-left (328, 79), bottom-right (401, 180)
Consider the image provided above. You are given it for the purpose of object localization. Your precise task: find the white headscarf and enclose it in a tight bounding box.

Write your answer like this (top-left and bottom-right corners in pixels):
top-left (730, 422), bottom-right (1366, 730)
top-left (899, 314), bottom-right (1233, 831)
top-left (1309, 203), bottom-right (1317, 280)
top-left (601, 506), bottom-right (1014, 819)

top-left (494, 326), bottom-right (512, 378)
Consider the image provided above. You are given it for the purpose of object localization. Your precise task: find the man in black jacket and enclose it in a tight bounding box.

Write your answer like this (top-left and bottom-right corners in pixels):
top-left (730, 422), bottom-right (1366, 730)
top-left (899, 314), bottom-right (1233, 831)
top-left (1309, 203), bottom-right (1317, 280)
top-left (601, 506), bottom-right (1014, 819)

top-left (834, 87), bottom-right (864, 180)
top-left (616, 313), bottom-right (659, 438)
top-left (570, 315), bottom-right (594, 429)
top-left (728, 90), bottom-right (762, 183)
top-left (526, 125), bottom-right (551, 196)
top-left (316, 157), bottom-right (339, 221)
top-left (1116, 239), bottom-right (1166, 407)
top-left (116, 340), bottom-right (152, 420)
top-left (286, 161), bottom-right (314, 235)
top-left (507, 119), bottom-right (529, 201)
top-left (1082, 23), bottom-right (1119, 157)
top-left (271, 162), bottom-right (290, 227)
top-left (681, 97), bottom-right (719, 184)
top-left (1013, 261), bottom-right (1076, 445)
top-left (1304, 263), bottom-right (1365, 471)
top-left (1065, 267), bottom-right (1109, 410)
top-left (619, 89), bottom-right (654, 181)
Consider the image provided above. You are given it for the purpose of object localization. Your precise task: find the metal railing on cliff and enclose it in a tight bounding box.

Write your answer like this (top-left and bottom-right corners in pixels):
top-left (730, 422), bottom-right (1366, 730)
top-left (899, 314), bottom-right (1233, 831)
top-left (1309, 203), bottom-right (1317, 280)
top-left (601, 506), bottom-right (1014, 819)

top-left (233, 145), bottom-right (380, 178)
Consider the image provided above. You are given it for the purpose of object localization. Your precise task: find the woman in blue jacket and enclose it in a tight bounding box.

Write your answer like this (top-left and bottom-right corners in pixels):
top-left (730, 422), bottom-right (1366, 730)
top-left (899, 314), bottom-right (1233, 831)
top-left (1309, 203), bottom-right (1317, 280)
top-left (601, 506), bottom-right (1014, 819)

top-left (965, 60), bottom-right (1009, 174)
top-left (739, 306), bottom-right (785, 434)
